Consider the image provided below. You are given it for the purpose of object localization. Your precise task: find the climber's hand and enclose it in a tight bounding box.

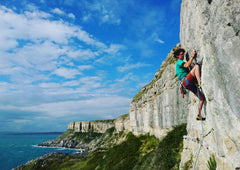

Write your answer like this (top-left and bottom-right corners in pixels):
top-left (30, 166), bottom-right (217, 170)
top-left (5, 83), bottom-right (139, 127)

top-left (191, 50), bottom-right (197, 58)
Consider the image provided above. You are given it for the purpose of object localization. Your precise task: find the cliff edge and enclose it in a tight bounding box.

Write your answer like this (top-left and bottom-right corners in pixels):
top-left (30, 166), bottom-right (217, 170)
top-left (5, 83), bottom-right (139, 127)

top-left (129, 0), bottom-right (240, 169)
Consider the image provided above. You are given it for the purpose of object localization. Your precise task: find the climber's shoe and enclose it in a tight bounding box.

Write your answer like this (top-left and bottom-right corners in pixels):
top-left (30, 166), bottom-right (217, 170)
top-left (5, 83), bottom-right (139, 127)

top-left (198, 84), bottom-right (202, 90)
top-left (196, 115), bottom-right (206, 121)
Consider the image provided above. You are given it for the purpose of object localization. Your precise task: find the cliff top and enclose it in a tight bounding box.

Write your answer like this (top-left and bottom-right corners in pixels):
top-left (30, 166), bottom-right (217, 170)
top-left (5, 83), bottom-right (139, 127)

top-left (132, 43), bottom-right (180, 102)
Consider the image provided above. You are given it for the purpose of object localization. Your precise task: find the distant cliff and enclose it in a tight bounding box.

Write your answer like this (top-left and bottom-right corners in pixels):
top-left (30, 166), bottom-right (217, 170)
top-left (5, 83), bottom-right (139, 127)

top-left (68, 114), bottom-right (130, 133)
top-left (40, 0), bottom-right (240, 169)
top-left (68, 120), bottom-right (115, 133)
top-left (38, 114), bottom-right (129, 149)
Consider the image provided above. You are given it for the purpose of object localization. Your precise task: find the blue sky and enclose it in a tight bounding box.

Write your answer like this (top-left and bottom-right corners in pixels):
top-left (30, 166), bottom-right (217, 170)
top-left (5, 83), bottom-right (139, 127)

top-left (0, 0), bottom-right (181, 132)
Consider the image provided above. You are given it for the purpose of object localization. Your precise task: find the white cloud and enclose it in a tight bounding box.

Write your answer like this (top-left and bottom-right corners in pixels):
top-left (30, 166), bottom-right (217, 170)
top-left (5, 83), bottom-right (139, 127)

top-left (156, 39), bottom-right (165, 44)
top-left (62, 80), bottom-right (80, 87)
top-left (53, 67), bottom-right (82, 79)
top-left (51, 8), bottom-right (75, 19)
top-left (117, 62), bottom-right (151, 72)
top-left (0, 38), bottom-right (17, 51)
top-left (151, 33), bottom-right (165, 44)
top-left (39, 82), bottom-right (61, 88)
top-left (66, 48), bottom-right (98, 60)
top-left (82, 13), bottom-right (91, 22)
top-left (20, 95), bottom-right (131, 118)
top-left (115, 73), bottom-right (137, 82)
top-left (15, 41), bottom-right (64, 69)
top-left (79, 76), bottom-right (102, 85)
top-left (104, 44), bottom-right (125, 54)
top-left (78, 65), bottom-right (93, 70)
top-left (68, 13), bottom-right (75, 19)
top-left (74, 29), bottom-right (106, 48)
top-left (81, 0), bottom-right (129, 25)
top-left (24, 10), bottom-right (52, 19)
top-left (0, 5), bottom-right (115, 91)
top-left (0, 5), bottom-right (104, 46)
top-left (52, 8), bottom-right (65, 15)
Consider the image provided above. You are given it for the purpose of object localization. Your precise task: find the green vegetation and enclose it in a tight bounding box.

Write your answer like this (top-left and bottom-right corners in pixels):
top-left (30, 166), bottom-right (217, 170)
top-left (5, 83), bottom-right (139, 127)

top-left (94, 119), bottom-right (115, 123)
top-left (17, 124), bottom-right (187, 170)
top-left (119, 113), bottom-right (129, 120)
top-left (132, 84), bottom-right (150, 102)
top-left (56, 129), bottom-right (74, 140)
top-left (183, 154), bottom-right (193, 170)
top-left (106, 127), bottom-right (115, 134)
top-left (134, 123), bottom-right (187, 170)
top-left (72, 130), bottom-right (103, 143)
top-left (156, 124), bottom-right (187, 170)
top-left (57, 129), bottom-right (103, 144)
top-left (207, 154), bottom-right (217, 170)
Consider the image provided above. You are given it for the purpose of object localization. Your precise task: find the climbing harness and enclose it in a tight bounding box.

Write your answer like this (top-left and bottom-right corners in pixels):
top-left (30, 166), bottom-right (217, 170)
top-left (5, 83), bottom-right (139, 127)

top-left (180, 77), bottom-right (196, 98)
top-left (193, 87), bottom-right (205, 170)
top-left (180, 82), bottom-right (186, 98)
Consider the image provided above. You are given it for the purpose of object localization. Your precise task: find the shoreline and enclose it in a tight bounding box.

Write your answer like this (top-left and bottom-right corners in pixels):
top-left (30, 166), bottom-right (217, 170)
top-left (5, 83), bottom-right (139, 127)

top-left (14, 151), bottom-right (88, 170)
top-left (33, 144), bottom-right (84, 152)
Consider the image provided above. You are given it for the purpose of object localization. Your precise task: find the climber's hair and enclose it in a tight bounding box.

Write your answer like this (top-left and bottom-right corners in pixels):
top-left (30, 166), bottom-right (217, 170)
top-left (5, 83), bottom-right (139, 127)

top-left (173, 48), bottom-right (185, 58)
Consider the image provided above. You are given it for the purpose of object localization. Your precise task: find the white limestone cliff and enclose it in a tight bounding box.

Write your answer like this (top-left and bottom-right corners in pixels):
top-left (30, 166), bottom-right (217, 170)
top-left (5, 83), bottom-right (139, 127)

top-left (129, 44), bottom-right (190, 139)
top-left (179, 0), bottom-right (240, 169)
top-left (68, 120), bottom-right (115, 133)
top-left (68, 114), bottom-right (130, 133)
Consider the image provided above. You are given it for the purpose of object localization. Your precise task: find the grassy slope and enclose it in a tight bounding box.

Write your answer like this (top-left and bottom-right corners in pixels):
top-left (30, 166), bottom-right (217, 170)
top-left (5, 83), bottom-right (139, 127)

top-left (17, 124), bottom-right (187, 170)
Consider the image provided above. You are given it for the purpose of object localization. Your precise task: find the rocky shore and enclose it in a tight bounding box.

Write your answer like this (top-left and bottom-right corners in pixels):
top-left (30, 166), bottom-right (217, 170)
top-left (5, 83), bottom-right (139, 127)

top-left (14, 152), bottom-right (88, 170)
top-left (15, 124), bottom-right (187, 170)
top-left (37, 129), bottom-right (104, 151)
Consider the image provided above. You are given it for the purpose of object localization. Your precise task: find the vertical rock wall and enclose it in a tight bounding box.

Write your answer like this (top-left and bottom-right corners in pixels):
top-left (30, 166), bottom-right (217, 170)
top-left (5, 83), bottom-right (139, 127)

top-left (180, 0), bottom-right (240, 169)
top-left (129, 46), bottom-right (190, 139)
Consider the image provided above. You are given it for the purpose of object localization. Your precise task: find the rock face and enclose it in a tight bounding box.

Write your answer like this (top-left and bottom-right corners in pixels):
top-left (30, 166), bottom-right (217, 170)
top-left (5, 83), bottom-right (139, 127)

top-left (179, 0), bottom-right (240, 169)
top-left (129, 45), bottom-right (190, 139)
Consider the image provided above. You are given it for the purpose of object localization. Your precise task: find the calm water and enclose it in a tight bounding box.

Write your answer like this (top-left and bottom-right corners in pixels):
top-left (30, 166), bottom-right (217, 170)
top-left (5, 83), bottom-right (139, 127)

top-left (0, 133), bottom-right (80, 170)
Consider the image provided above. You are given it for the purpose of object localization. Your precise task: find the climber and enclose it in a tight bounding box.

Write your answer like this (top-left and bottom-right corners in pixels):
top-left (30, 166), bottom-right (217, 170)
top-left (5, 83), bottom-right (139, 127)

top-left (174, 48), bottom-right (206, 121)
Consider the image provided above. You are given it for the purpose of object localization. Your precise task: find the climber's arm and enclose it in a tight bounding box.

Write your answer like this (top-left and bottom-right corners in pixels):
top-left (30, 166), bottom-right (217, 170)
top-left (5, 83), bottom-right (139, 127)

top-left (183, 50), bottom-right (196, 68)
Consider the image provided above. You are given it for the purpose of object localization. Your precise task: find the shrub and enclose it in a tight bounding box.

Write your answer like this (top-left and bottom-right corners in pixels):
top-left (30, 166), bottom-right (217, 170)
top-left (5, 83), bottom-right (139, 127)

top-left (154, 124), bottom-right (187, 170)
top-left (207, 154), bottom-right (217, 170)
top-left (183, 154), bottom-right (193, 170)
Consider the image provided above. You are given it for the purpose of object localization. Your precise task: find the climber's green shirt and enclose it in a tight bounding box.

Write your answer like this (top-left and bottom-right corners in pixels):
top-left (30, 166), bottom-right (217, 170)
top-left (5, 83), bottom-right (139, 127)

top-left (176, 60), bottom-right (189, 80)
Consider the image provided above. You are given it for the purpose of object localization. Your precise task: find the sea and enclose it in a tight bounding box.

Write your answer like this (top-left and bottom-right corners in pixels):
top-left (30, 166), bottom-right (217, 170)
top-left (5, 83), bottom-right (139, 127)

top-left (0, 132), bottom-right (81, 170)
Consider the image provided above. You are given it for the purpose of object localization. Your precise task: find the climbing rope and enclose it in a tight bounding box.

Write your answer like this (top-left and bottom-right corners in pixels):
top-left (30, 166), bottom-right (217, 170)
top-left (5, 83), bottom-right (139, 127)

top-left (193, 87), bottom-right (205, 170)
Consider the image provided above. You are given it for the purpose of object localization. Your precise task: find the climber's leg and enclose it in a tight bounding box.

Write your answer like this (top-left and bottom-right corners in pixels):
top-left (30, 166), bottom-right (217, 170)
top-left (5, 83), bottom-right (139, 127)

top-left (192, 90), bottom-right (205, 116)
top-left (190, 65), bottom-right (201, 85)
